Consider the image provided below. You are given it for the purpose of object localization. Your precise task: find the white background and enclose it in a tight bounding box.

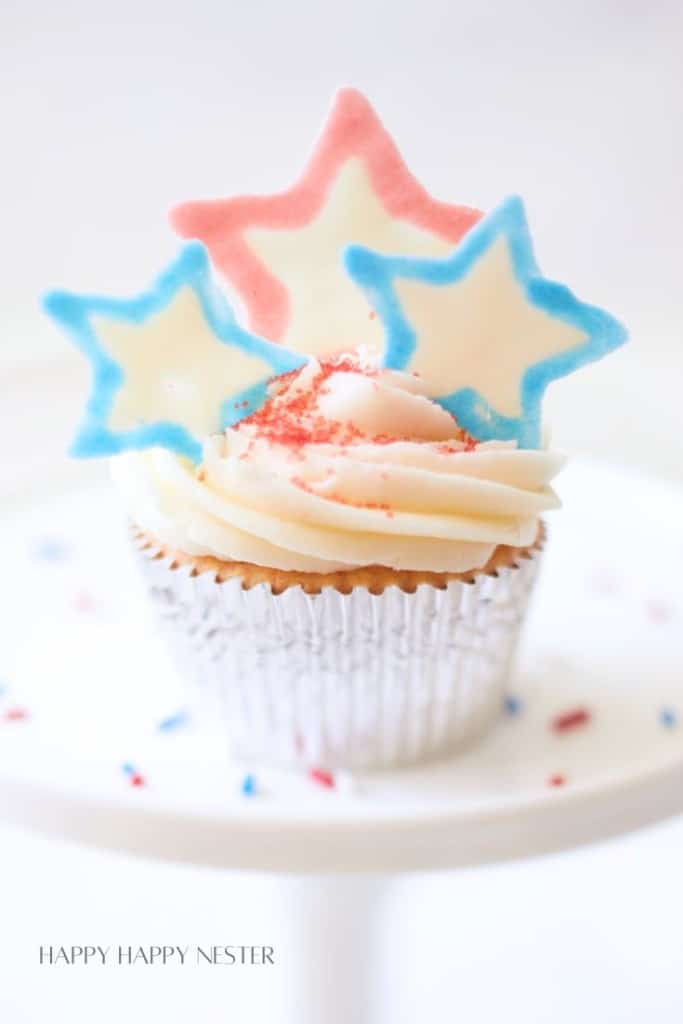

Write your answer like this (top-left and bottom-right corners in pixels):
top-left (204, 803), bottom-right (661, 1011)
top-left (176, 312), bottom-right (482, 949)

top-left (1, 1), bottom-right (682, 1021)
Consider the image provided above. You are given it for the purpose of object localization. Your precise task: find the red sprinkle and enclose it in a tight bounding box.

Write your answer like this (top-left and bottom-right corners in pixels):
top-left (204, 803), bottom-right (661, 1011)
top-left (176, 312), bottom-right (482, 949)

top-left (646, 600), bottom-right (675, 624)
top-left (308, 768), bottom-right (335, 790)
top-left (548, 773), bottom-right (566, 787)
top-left (4, 707), bottom-right (28, 722)
top-left (130, 773), bottom-right (145, 788)
top-left (73, 590), bottom-right (97, 613)
top-left (435, 438), bottom-right (478, 454)
top-left (551, 707), bottom-right (591, 734)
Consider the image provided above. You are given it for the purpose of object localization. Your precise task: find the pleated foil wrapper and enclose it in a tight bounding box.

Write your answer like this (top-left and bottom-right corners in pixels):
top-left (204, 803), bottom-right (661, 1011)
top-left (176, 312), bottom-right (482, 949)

top-left (132, 535), bottom-right (542, 771)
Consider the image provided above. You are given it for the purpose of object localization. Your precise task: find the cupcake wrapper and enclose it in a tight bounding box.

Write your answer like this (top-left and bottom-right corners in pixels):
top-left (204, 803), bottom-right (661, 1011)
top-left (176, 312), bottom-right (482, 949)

top-left (132, 537), bottom-right (542, 771)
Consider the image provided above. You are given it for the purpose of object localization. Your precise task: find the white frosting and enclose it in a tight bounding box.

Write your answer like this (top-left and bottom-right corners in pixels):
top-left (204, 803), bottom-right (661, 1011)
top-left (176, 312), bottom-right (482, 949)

top-left (113, 359), bottom-right (564, 573)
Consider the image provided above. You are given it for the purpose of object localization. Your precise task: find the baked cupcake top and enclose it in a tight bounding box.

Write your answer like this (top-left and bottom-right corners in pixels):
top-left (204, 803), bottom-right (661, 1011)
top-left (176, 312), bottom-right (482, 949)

top-left (44, 88), bottom-right (626, 573)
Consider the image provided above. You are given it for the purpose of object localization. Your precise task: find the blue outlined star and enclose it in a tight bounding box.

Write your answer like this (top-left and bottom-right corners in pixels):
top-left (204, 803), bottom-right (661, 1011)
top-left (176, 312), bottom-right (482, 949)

top-left (345, 196), bottom-right (627, 448)
top-left (43, 243), bottom-right (307, 463)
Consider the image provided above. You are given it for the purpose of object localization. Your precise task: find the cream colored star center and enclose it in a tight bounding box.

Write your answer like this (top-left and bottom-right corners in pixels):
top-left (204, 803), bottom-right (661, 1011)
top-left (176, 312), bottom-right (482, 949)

top-left (395, 239), bottom-right (587, 417)
top-left (94, 288), bottom-right (273, 438)
top-left (246, 159), bottom-right (454, 358)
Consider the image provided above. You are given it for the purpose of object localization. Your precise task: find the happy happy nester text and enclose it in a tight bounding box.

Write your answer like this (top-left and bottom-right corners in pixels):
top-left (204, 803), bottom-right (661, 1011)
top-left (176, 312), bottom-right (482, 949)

top-left (39, 945), bottom-right (275, 966)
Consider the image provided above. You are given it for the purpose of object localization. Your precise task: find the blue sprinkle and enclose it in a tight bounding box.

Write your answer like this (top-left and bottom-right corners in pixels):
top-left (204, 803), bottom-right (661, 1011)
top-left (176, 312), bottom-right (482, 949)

top-left (121, 762), bottom-right (136, 776)
top-left (158, 710), bottom-right (190, 733)
top-left (660, 707), bottom-right (678, 729)
top-left (504, 695), bottom-right (523, 716)
top-left (0, 683), bottom-right (7, 699)
top-left (241, 773), bottom-right (257, 797)
top-left (34, 537), bottom-right (70, 562)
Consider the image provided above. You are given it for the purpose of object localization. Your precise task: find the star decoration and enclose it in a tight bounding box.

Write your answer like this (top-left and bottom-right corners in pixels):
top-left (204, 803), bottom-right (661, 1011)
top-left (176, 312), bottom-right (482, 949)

top-left (42, 242), bottom-right (306, 462)
top-left (170, 87), bottom-right (481, 359)
top-left (345, 196), bottom-right (628, 448)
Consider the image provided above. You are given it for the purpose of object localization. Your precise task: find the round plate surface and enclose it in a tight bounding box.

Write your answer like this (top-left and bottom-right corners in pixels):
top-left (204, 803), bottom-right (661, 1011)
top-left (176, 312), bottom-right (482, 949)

top-left (1, 461), bottom-right (682, 872)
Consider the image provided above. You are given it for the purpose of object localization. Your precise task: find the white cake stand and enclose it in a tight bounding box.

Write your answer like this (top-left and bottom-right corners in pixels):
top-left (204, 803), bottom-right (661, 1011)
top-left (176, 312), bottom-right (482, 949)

top-left (2, 461), bottom-right (682, 1022)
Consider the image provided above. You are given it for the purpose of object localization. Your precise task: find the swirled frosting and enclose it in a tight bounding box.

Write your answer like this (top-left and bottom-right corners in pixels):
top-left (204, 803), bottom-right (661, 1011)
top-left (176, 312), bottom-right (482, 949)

top-left (113, 354), bottom-right (564, 573)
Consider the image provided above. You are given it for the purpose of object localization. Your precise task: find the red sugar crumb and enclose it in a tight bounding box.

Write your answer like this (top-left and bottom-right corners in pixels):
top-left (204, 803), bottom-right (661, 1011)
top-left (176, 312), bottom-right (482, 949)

top-left (552, 707), bottom-right (591, 733)
top-left (372, 432), bottom-right (405, 445)
top-left (291, 475), bottom-right (315, 494)
top-left (436, 436), bottom-right (478, 454)
top-left (309, 768), bottom-right (335, 789)
top-left (73, 590), bottom-right (97, 613)
top-left (4, 707), bottom-right (28, 723)
top-left (548, 773), bottom-right (566, 787)
top-left (646, 600), bottom-right (675, 624)
top-left (130, 773), bottom-right (145, 787)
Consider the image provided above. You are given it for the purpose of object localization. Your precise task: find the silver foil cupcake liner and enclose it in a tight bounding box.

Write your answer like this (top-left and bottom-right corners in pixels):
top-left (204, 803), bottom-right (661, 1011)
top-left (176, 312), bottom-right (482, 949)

top-left (132, 535), bottom-right (542, 771)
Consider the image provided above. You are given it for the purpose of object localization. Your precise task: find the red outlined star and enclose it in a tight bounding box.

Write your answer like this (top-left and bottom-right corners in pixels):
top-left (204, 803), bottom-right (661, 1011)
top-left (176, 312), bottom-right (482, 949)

top-left (170, 88), bottom-right (482, 350)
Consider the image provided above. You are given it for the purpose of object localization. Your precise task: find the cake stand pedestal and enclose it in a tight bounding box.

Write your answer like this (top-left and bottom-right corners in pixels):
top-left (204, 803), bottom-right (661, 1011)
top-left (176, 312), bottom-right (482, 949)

top-left (1, 462), bottom-right (683, 1022)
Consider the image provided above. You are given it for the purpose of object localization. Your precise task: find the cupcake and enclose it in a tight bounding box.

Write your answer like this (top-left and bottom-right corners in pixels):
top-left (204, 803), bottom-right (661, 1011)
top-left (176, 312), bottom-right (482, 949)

top-left (43, 88), bottom-right (627, 771)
